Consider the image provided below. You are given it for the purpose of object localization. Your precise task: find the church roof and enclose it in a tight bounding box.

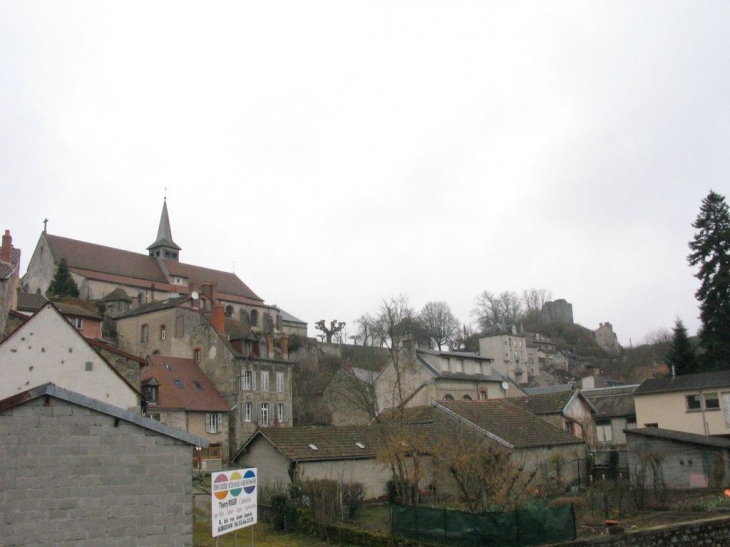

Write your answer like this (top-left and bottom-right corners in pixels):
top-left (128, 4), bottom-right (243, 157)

top-left (44, 233), bottom-right (264, 304)
top-left (147, 199), bottom-right (181, 251)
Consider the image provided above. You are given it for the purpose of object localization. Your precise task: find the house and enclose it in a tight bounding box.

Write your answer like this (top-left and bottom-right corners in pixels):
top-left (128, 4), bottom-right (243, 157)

top-left (0, 383), bottom-right (206, 546)
top-left (143, 355), bottom-right (231, 470)
top-left (582, 385), bottom-right (638, 446)
top-left (0, 303), bottom-right (141, 411)
top-left (633, 370), bottom-right (730, 435)
top-left (233, 425), bottom-right (393, 499)
top-left (525, 332), bottom-right (556, 377)
top-left (115, 291), bottom-right (295, 460)
top-left (511, 389), bottom-right (596, 445)
top-left (594, 322), bottom-right (621, 353)
top-left (374, 336), bottom-right (523, 412)
top-left (323, 365), bottom-right (379, 426)
top-left (21, 199), bottom-right (305, 337)
top-left (0, 230), bottom-right (21, 335)
top-left (626, 428), bottom-right (730, 490)
top-left (478, 324), bottom-right (534, 384)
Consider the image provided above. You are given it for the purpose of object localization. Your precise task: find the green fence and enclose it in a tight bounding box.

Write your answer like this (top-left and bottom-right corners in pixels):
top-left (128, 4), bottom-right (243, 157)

top-left (391, 503), bottom-right (575, 547)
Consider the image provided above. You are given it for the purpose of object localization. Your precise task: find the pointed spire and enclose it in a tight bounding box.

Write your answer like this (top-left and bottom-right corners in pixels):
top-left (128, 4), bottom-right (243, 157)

top-left (147, 198), bottom-right (181, 261)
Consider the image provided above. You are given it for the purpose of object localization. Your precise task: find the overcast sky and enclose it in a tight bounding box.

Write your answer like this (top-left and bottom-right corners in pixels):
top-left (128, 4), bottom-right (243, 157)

top-left (2, 2), bottom-right (728, 346)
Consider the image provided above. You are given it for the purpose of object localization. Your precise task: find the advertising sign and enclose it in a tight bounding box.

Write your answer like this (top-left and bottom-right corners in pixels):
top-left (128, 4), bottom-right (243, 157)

top-left (211, 468), bottom-right (257, 537)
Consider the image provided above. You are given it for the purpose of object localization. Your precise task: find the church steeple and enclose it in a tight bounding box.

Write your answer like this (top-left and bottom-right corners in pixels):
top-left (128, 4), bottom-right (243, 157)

top-left (147, 198), bottom-right (181, 261)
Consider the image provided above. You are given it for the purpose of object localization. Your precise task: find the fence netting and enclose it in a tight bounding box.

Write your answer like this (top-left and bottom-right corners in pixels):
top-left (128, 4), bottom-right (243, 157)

top-left (391, 503), bottom-right (575, 547)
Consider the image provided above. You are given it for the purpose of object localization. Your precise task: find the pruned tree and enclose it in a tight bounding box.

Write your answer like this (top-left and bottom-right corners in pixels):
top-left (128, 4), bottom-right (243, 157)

top-left (315, 319), bottom-right (346, 343)
top-left (419, 301), bottom-right (459, 350)
top-left (48, 258), bottom-right (80, 298)
top-left (472, 290), bottom-right (523, 331)
top-left (688, 190), bottom-right (730, 370)
top-left (665, 319), bottom-right (699, 376)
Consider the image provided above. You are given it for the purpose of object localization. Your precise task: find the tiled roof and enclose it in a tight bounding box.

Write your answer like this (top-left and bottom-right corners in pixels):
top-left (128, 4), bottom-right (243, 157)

top-left (435, 400), bottom-right (584, 449)
top-left (16, 292), bottom-right (48, 312)
top-left (45, 233), bottom-right (263, 303)
top-left (242, 425), bottom-right (385, 461)
top-left (510, 390), bottom-right (580, 415)
top-left (633, 371), bottom-right (730, 395)
top-left (0, 261), bottom-right (14, 280)
top-left (626, 427), bottom-right (730, 449)
top-left (114, 295), bottom-right (193, 319)
top-left (523, 384), bottom-right (575, 395)
top-left (582, 385), bottom-right (638, 419)
top-left (144, 355), bottom-right (230, 412)
top-left (55, 302), bottom-right (101, 320)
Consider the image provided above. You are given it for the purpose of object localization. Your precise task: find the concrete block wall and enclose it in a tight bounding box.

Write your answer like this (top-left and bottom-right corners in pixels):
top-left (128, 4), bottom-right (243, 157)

top-left (0, 397), bottom-right (195, 546)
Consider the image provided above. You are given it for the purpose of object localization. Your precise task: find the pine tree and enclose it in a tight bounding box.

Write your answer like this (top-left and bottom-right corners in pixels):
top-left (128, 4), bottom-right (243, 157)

top-left (48, 258), bottom-right (80, 298)
top-left (688, 190), bottom-right (730, 370)
top-left (665, 319), bottom-right (698, 375)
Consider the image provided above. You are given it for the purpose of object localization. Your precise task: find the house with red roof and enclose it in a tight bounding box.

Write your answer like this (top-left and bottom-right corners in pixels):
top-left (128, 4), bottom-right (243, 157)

top-left (143, 355), bottom-right (231, 470)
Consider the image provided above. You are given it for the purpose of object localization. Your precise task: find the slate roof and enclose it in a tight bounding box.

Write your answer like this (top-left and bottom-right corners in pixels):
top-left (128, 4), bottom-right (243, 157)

top-left (114, 295), bottom-right (193, 319)
top-left (582, 385), bottom-right (638, 419)
top-left (435, 400), bottom-right (585, 449)
top-left (238, 425), bottom-right (386, 462)
top-left (0, 383), bottom-right (208, 447)
top-left (511, 390), bottom-right (593, 416)
top-left (44, 233), bottom-right (264, 304)
top-left (634, 370), bottom-right (730, 395)
top-left (626, 427), bottom-right (730, 449)
top-left (522, 384), bottom-right (575, 395)
top-left (144, 356), bottom-right (230, 412)
top-left (16, 292), bottom-right (48, 313)
top-left (55, 302), bottom-right (102, 320)
top-left (280, 309), bottom-right (307, 325)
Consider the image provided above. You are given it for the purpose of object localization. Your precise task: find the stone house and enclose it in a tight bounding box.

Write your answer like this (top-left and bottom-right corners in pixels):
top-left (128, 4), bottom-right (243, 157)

top-left (478, 325), bottom-right (532, 384)
top-left (633, 370), bottom-right (730, 435)
top-left (0, 303), bottom-right (141, 412)
top-left (511, 389), bottom-right (597, 446)
top-left (0, 383), bottom-right (206, 546)
top-left (143, 355), bottom-right (231, 470)
top-left (594, 322), bottom-right (621, 353)
top-left (374, 337), bottom-right (523, 413)
top-left (525, 332), bottom-right (556, 379)
top-left (0, 229), bottom-right (21, 336)
top-left (626, 427), bottom-right (730, 490)
top-left (20, 199), bottom-right (303, 338)
top-left (115, 292), bottom-right (295, 461)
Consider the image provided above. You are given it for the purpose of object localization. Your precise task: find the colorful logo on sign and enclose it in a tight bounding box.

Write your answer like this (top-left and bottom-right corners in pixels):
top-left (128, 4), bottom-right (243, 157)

top-left (243, 469), bottom-right (256, 494)
top-left (213, 470), bottom-right (243, 500)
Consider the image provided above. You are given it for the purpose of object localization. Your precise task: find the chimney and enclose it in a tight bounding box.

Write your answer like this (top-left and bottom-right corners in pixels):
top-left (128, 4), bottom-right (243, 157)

top-left (281, 333), bottom-right (289, 360)
top-left (267, 334), bottom-right (274, 359)
top-left (1, 230), bottom-right (11, 263)
top-left (211, 302), bottom-right (225, 334)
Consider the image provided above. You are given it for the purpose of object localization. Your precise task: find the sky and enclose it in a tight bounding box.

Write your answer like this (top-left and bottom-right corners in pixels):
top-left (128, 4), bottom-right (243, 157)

top-left (2, 2), bottom-right (729, 347)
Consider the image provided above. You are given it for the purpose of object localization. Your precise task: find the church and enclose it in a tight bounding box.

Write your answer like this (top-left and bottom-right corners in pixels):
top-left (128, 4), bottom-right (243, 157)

top-left (21, 200), bottom-right (306, 338)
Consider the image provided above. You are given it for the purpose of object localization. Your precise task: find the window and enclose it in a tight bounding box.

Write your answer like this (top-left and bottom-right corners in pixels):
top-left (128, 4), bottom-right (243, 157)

top-left (68, 317), bottom-right (83, 329)
top-left (206, 413), bottom-right (222, 434)
top-left (260, 403), bottom-right (269, 427)
top-left (241, 370), bottom-right (253, 391)
top-left (144, 385), bottom-right (159, 403)
top-left (596, 419), bottom-right (613, 443)
top-left (175, 316), bottom-right (184, 338)
top-left (149, 413), bottom-right (161, 421)
top-left (462, 394), bottom-right (472, 401)
top-left (261, 371), bottom-right (269, 392)
top-left (141, 324), bottom-right (149, 345)
top-left (443, 394), bottom-right (454, 401)
top-left (705, 392), bottom-right (720, 410)
top-left (277, 403), bottom-right (286, 423)
top-left (276, 372), bottom-right (285, 392)
top-left (478, 390), bottom-right (487, 401)
top-left (174, 379), bottom-right (184, 388)
top-left (250, 309), bottom-right (259, 327)
top-left (242, 401), bottom-right (252, 422)
top-left (687, 394), bottom-right (702, 411)
top-left (160, 325), bottom-right (166, 340)
top-left (193, 380), bottom-right (203, 390)
top-left (225, 305), bottom-right (234, 318)
top-left (194, 348), bottom-right (201, 363)
top-left (564, 421), bottom-right (574, 435)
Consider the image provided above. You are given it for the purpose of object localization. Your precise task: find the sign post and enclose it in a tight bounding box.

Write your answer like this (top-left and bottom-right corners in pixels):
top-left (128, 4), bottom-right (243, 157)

top-left (211, 468), bottom-right (258, 541)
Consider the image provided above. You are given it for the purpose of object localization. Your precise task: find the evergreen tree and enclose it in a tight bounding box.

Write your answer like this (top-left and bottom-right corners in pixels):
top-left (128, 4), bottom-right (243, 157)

top-left (48, 258), bottom-right (80, 298)
top-left (665, 319), bottom-right (699, 375)
top-left (688, 190), bottom-right (730, 370)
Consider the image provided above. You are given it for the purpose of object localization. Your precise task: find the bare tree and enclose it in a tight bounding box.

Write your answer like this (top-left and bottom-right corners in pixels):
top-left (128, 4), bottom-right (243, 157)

top-left (472, 290), bottom-right (523, 331)
top-left (419, 301), bottom-right (459, 350)
top-left (315, 319), bottom-right (346, 343)
top-left (521, 288), bottom-right (553, 325)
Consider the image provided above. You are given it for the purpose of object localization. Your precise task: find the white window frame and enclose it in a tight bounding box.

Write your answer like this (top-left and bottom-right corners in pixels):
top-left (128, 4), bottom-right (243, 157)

top-left (277, 403), bottom-right (286, 423)
top-left (206, 413), bottom-right (222, 434)
top-left (276, 372), bottom-right (285, 393)
top-left (261, 371), bottom-right (269, 392)
top-left (260, 402), bottom-right (269, 427)
top-left (596, 420), bottom-right (613, 443)
top-left (241, 370), bottom-right (252, 391)
top-left (242, 401), bottom-right (252, 422)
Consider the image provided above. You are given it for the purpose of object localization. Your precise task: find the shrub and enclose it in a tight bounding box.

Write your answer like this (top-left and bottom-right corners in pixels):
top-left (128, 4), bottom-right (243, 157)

top-left (343, 482), bottom-right (366, 520)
